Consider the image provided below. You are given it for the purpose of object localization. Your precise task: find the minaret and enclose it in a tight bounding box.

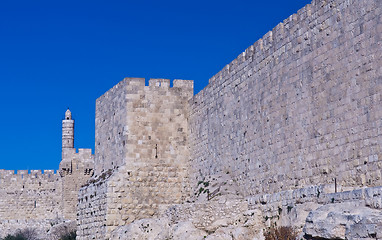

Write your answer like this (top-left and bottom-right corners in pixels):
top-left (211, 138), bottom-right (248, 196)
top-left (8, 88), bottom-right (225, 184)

top-left (62, 108), bottom-right (74, 149)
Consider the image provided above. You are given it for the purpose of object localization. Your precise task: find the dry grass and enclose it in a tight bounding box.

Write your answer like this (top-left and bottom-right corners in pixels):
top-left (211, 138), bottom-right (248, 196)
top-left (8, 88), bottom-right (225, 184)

top-left (264, 226), bottom-right (299, 240)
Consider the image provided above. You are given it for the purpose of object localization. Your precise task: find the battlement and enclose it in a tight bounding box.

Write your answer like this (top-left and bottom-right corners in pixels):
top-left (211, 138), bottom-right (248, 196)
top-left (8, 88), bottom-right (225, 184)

top-left (62, 147), bottom-right (93, 154)
top-left (60, 147), bottom-right (94, 177)
top-left (0, 169), bottom-right (60, 184)
top-left (0, 169), bottom-right (58, 176)
top-left (62, 148), bottom-right (93, 159)
top-left (148, 78), bottom-right (170, 87)
top-left (78, 148), bottom-right (92, 155)
top-left (96, 78), bottom-right (193, 106)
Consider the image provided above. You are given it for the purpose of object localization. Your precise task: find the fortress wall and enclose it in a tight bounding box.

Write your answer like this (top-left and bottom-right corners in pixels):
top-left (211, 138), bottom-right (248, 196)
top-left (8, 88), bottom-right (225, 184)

top-left (189, 0), bottom-right (382, 197)
top-left (78, 78), bottom-right (194, 239)
top-left (0, 170), bottom-right (62, 225)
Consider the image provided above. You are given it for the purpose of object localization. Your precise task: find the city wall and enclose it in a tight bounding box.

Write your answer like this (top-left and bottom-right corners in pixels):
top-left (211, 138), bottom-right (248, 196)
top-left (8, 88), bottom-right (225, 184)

top-left (188, 0), bottom-right (382, 197)
top-left (0, 170), bottom-right (63, 237)
top-left (0, 170), bottom-right (62, 220)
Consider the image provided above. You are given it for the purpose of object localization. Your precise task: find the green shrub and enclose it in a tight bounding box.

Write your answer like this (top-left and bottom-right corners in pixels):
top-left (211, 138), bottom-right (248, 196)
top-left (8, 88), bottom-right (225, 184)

top-left (2, 228), bottom-right (38, 240)
top-left (60, 231), bottom-right (76, 240)
top-left (3, 234), bottom-right (27, 240)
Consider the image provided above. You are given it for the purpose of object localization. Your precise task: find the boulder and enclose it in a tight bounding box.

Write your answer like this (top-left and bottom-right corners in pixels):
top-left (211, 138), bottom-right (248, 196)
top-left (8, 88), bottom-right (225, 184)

top-left (170, 221), bottom-right (208, 240)
top-left (110, 218), bottom-right (170, 240)
top-left (304, 201), bottom-right (382, 239)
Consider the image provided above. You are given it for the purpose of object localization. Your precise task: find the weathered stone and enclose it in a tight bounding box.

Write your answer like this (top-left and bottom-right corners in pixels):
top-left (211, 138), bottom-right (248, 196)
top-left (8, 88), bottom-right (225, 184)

top-left (304, 201), bottom-right (382, 239)
top-left (47, 220), bottom-right (77, 240)
top-left (109, 218), bottom-right (170, 240)
top-left (170, 221), bottom-right (208, 240)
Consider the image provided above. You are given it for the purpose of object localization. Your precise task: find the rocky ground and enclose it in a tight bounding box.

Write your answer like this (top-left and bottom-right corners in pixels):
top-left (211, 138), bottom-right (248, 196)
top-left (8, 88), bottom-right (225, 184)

top-left (108, 175), bottom-right (382, 240)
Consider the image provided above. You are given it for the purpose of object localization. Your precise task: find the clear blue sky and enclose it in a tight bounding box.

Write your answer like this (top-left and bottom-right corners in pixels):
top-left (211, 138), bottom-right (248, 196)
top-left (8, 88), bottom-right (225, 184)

top-left (0, 0), bottom-right (311, 171)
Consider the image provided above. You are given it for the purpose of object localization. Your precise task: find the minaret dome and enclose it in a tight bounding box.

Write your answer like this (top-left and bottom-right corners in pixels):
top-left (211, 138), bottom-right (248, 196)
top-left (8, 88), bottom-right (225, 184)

top-left (65, 109), bottom-right (72, 120)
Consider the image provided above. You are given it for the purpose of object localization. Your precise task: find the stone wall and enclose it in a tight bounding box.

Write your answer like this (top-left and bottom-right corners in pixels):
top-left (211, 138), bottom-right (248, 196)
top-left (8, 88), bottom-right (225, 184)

top-left (0, 170), bottom-right (62, 238)
top-left (77, 170), bottom-right (110, 239)
top-left (77, 78), bottom-right (194, 239)
top-left (0, 170), bottom-right (62, 221)
top-left (94, 79), bottom-right (130, 174)
top-left (189, 0), bottom-right (382, 197)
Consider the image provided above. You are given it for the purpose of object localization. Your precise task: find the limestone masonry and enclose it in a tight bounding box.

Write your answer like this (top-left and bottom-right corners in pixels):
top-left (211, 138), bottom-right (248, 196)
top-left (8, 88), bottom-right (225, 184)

top-left (1, 0), bottom-right (382, 239)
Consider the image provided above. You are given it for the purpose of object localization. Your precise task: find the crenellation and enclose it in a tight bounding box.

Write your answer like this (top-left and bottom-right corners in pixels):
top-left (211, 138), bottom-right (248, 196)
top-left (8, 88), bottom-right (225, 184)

top-left (78, 148), bottom-right (92, 156)
top-left (0, 170), bottom-right (61, 187)
top-left (0, 170), bottom-right (15, 176)
top-left (16, 170), bottom-right (28, 176)
top-left (148, 78), bottom-right (170, 88)
top-left (124, 77), bottom-right (146, 86)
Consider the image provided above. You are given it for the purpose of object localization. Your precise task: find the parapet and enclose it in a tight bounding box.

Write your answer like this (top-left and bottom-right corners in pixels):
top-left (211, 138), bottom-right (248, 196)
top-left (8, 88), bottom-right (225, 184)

top-left (148, 78), bottom-right (194, 98)
top-left (149, 78), bottom-right (170, 88)
top-left (124, 77), bottom-right (146, 86)
top-left (78, 148), bottom-right (92, 154)
top-left (60, 147), bottom-right (94, 177)
top-left (98, 78), bottom-right (194, 103)
top-left (78, 148), bottom-right (94, 159)
top-left (173, 79), bottom-right (193, 89)
top-left (0, 170), bottom-right (15, 177)
top-left (0, 169), bottom-right (59, 183)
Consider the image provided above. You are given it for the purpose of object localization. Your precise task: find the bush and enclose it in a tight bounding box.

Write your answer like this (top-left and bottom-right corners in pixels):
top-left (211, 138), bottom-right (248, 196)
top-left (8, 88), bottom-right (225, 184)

top-left (60, 231), bottom-right (76, 240)
top-left (2, 228), bottom-right (39, 240)
top-left (3, 234), bottom-right (27, 240)
top-left (264, 226), bottom-right (298, 240)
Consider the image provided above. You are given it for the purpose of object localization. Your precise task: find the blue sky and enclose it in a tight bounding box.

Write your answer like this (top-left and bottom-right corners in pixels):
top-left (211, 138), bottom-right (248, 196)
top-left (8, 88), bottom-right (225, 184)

top-left (0, 0), bottom-right (311, 171)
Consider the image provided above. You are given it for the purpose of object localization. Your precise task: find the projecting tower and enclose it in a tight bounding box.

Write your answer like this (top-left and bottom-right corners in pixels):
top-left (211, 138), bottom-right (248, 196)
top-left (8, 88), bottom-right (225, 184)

top-left (62, 108), bottom-right (74, 149)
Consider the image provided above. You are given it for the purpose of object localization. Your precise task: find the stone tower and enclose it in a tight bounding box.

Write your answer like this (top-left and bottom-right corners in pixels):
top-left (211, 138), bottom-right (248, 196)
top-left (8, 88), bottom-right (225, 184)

top-left (59, 109), bottom-right (94, 220)
top-left (62, 108), bottom-right (74, 149)
top-left (77, 78), bottom-right (193, 238)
